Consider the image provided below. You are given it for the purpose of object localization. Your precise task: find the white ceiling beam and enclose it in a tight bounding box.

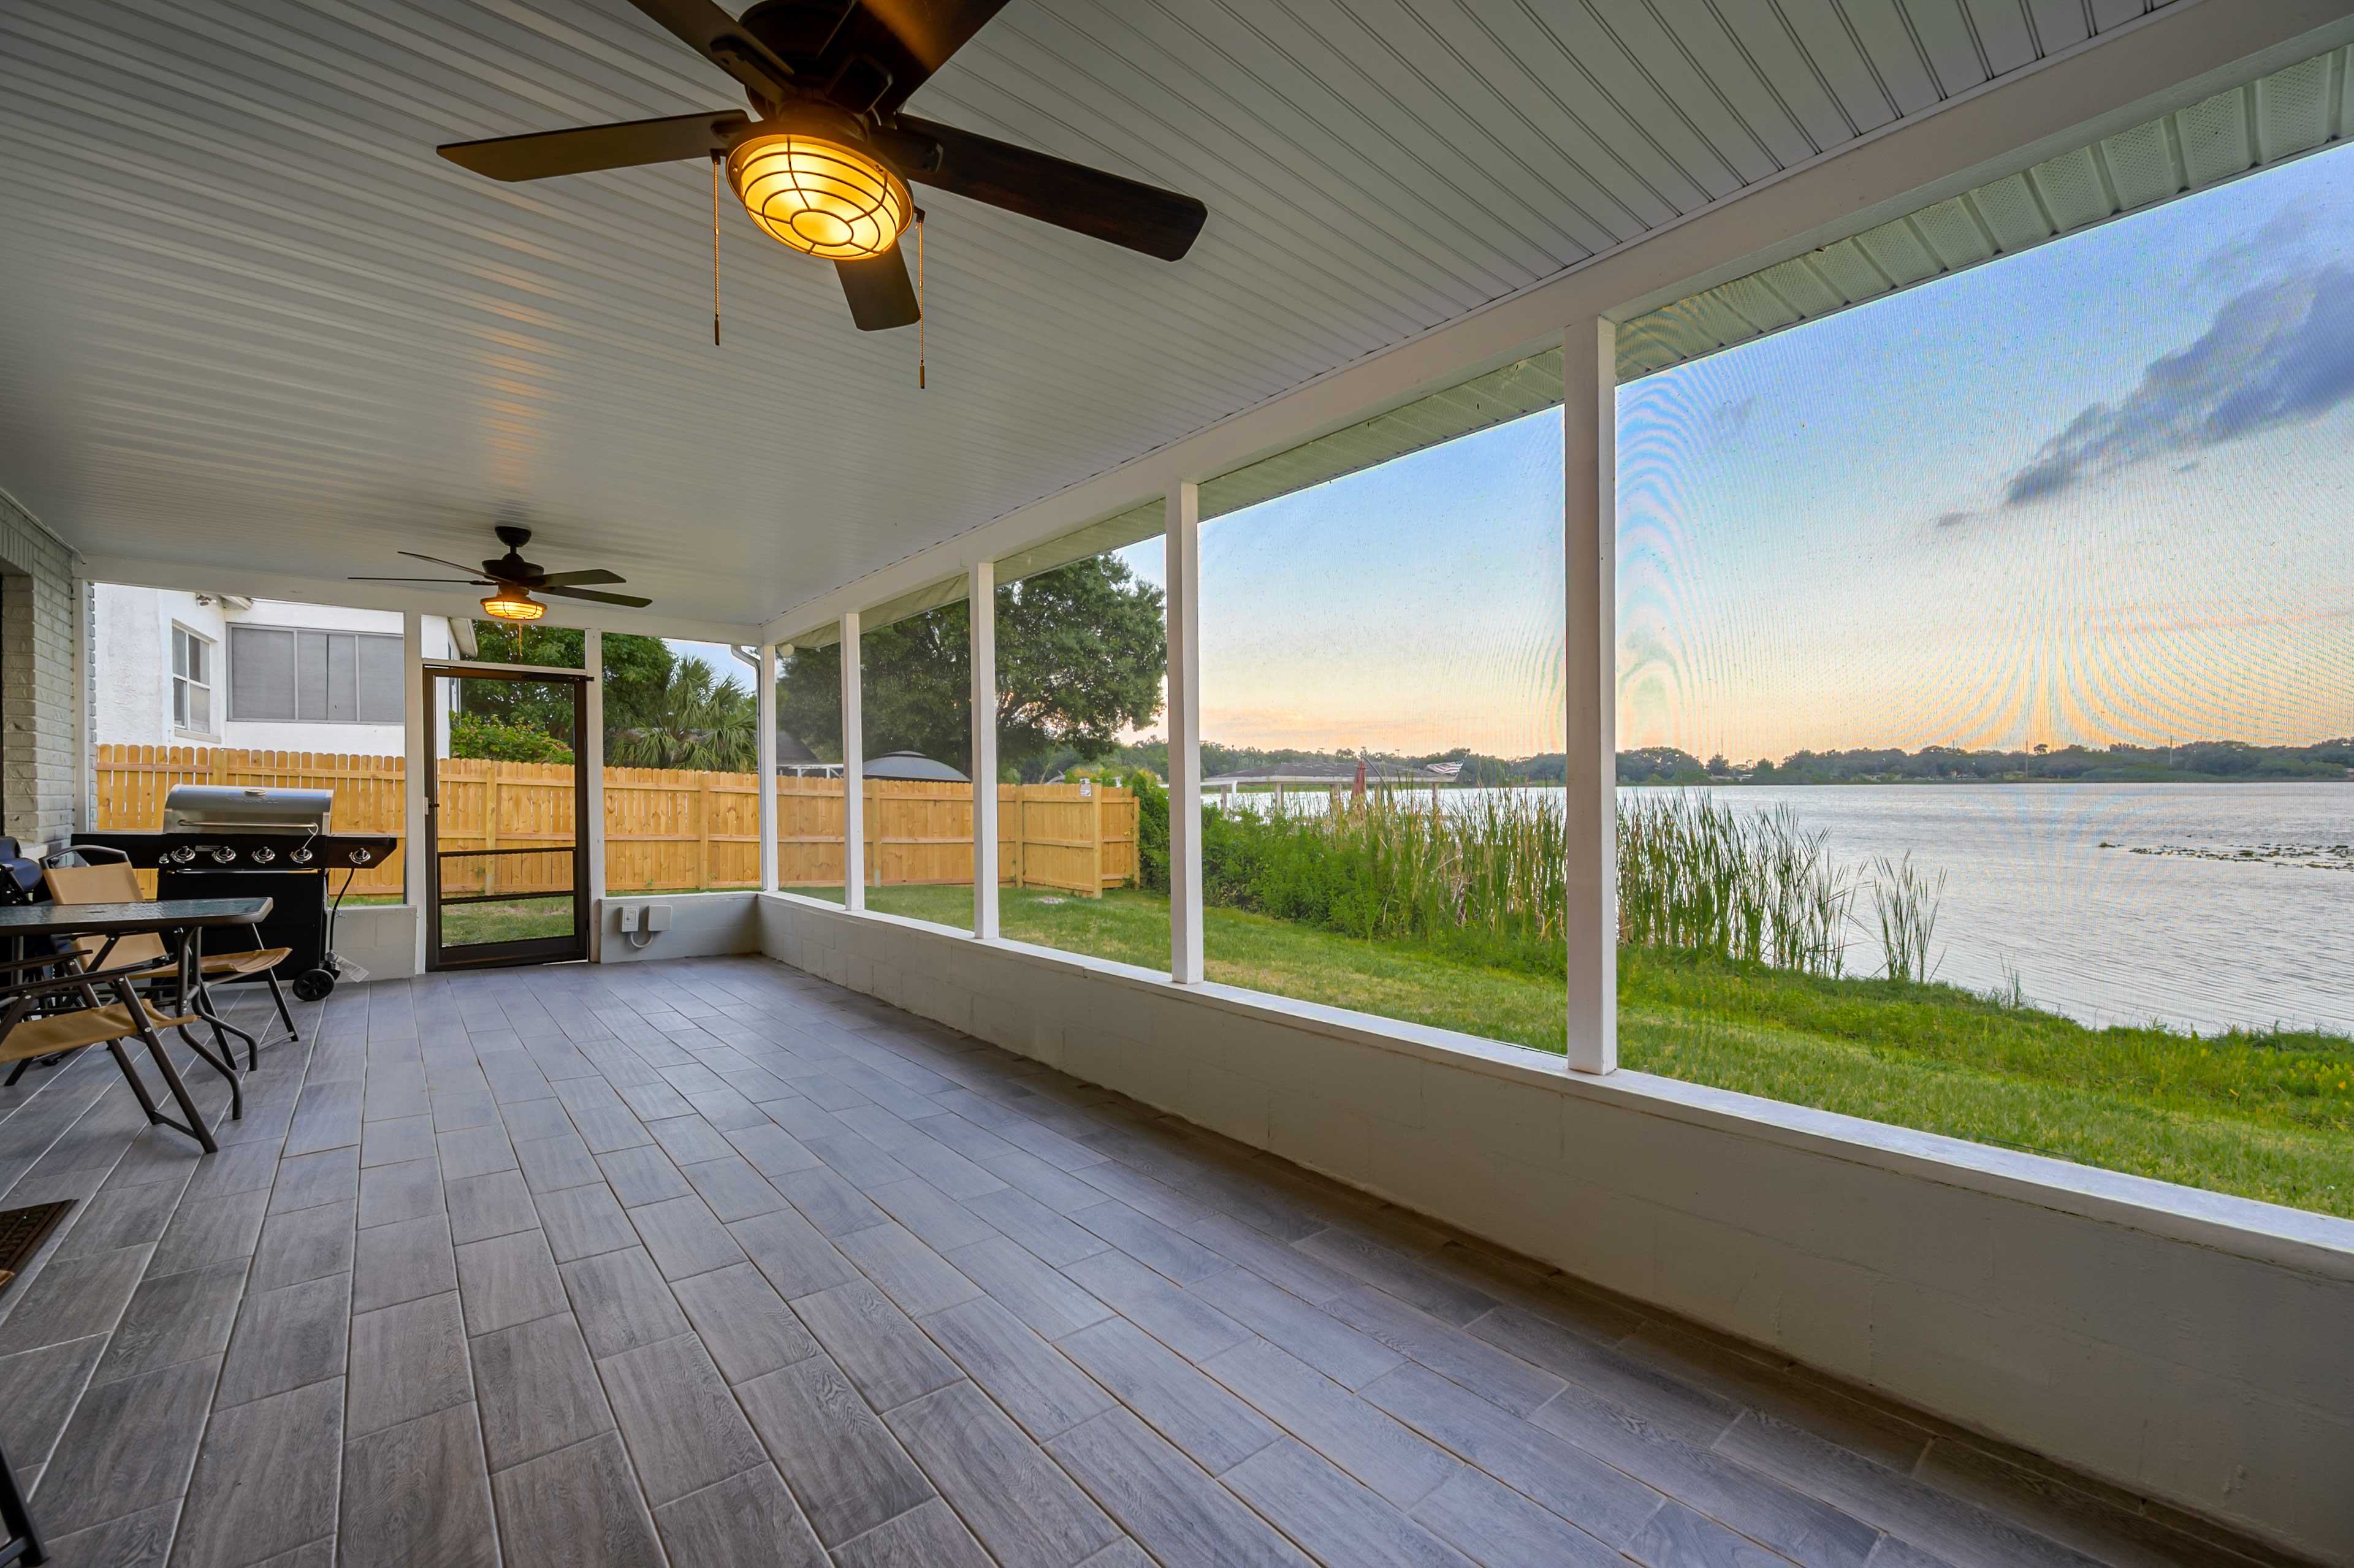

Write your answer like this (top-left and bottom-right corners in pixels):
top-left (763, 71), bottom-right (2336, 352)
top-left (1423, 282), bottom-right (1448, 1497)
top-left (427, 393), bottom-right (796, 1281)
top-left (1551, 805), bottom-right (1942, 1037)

top-left (763, 0), bottom-right (2354, 645)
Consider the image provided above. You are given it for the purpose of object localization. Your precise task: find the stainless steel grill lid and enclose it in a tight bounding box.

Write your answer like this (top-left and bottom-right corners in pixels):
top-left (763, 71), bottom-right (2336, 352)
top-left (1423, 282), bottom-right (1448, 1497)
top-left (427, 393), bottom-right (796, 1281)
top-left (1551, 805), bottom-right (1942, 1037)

top-left (162, 785), bottom-right (335, 834)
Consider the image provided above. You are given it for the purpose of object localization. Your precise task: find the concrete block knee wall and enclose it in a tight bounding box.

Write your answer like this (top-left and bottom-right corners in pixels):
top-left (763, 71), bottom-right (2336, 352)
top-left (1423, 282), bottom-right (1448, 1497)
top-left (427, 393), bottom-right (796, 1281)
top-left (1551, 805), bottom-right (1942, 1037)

top-left (760, 893), bottom-right (2354, 1564)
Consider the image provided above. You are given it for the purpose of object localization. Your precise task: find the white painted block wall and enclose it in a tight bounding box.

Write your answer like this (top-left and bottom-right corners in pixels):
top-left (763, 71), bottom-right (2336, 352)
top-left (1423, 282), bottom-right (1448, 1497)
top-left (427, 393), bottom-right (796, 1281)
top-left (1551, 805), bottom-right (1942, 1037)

top-left (758, 892), bottom-right (2354, 1565)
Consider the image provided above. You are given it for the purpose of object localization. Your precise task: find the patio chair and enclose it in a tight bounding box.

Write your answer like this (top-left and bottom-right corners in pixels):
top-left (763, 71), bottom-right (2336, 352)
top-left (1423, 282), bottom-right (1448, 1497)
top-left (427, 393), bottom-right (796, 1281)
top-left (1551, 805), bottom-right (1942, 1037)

top-left (0, 950), bottom-right (238, 1153)
top-left (43, 858), bottom-right (294, 1068)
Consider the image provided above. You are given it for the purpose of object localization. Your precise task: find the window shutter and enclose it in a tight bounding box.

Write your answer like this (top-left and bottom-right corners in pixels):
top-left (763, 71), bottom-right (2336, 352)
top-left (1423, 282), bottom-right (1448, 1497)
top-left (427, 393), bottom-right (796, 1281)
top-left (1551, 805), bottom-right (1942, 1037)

top-left (229, 627), bottom-right (297, 721)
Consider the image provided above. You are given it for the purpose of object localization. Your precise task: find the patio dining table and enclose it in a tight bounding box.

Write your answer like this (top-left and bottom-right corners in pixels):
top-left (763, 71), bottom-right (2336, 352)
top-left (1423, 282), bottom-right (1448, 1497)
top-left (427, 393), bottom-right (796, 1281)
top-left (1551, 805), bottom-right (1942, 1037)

top-left (0, 896), bottom-right (272, 1154)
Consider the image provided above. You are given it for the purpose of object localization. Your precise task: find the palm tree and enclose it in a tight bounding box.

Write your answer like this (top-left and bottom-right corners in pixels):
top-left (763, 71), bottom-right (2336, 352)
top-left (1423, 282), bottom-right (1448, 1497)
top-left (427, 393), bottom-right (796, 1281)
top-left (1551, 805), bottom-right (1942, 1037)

top-left (608, 657), bottom-right (757, 770)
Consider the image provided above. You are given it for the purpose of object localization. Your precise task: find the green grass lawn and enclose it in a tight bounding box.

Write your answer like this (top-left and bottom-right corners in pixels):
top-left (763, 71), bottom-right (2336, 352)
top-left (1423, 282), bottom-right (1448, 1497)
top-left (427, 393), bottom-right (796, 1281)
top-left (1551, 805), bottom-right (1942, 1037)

top-left (843, 884), bottom-right (2354, 1219)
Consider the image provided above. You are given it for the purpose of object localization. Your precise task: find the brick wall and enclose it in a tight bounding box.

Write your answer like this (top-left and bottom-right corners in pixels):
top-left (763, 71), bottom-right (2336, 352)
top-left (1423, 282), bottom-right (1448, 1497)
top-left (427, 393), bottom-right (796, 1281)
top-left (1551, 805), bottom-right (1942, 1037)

top-left (0, 489), bottom-right (79, 853)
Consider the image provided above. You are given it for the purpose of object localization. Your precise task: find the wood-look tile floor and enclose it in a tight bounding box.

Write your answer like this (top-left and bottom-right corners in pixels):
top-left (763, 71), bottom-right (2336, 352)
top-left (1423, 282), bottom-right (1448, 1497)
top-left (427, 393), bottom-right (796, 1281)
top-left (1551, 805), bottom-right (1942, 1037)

top-left (0, 957), bottom-right (2314, 1568)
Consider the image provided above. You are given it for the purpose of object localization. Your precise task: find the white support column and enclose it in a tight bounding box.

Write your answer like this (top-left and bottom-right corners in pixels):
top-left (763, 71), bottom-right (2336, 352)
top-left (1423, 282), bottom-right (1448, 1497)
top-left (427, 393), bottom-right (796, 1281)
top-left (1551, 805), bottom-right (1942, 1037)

top-left (969, 560), bottom-right (999, 940)
top-left (757, 638), bottom-right (779, 894)
top-left (584, 630), bottom-right (606, 962)
top-left (71, 579), bottom-right (91, 832)
top-left (1565, 320), bottom-right (1618, 1074)
top-left (1165, 482), bottom-right (1203, 984)
top-left (403, 610), bottom-right (429, 975)
top-left (840, 612), bottom-right (866, 911)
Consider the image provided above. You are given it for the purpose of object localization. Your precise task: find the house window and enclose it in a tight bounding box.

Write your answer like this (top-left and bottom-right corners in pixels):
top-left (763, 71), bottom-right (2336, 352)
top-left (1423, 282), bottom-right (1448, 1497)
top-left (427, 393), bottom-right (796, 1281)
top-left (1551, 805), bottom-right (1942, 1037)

top-left (229, 626), bottom-right (404, 723)
top-left (171, 626), bottom-right (214, 734)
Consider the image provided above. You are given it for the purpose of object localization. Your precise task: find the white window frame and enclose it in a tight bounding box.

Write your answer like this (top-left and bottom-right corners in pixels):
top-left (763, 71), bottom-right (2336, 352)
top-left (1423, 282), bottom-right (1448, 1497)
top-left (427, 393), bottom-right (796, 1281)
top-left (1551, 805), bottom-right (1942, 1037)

top-left (170, 622), bottom-right (216, 739)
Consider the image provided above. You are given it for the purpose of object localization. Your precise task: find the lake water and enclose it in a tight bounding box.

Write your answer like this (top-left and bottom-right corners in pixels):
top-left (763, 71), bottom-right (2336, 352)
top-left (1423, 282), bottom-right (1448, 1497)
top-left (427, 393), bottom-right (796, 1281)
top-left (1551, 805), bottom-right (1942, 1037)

top-left (1222, 782), bottom-right (2354, 1035)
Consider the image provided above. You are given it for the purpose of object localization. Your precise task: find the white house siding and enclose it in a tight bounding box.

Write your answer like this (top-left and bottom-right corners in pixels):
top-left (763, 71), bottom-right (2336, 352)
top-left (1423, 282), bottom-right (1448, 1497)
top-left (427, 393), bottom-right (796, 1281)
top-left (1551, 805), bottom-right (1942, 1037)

top-left (91, 585), bottom-right (452, 754)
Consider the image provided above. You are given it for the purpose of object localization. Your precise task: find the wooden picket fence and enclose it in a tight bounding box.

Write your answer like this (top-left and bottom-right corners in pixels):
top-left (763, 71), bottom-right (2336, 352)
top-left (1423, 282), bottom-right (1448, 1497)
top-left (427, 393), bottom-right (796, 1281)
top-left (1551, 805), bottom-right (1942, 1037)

top-left (93, 747), bottom-right (1138, 898)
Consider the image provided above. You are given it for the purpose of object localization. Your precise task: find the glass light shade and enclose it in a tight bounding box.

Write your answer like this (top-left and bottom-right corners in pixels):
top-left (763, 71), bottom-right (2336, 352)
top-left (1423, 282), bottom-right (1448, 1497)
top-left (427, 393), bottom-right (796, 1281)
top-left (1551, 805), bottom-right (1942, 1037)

top-left (481, 591), bottom-right (546, 623)
top-left (726, 133), bottom-right (911, 260)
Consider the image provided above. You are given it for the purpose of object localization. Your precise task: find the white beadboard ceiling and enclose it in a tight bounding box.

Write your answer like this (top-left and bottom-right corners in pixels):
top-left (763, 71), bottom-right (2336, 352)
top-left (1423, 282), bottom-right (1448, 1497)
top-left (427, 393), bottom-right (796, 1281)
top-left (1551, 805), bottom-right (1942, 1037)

top-left (0, 0), bottom-right (2178, 629)
top-left (1618, 42), bottom-right (2354, 379)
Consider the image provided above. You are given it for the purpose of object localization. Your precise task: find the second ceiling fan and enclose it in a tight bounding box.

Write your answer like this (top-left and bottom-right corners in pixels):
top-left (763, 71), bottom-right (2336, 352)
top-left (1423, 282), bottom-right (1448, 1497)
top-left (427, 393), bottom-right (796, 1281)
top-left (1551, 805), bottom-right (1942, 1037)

top-left (437, 0), bottom-right (1209, 332)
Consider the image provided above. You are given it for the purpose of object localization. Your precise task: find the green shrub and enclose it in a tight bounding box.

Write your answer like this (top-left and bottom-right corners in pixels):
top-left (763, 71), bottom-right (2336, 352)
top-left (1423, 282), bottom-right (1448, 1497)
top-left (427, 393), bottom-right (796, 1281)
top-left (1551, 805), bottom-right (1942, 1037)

top-left (449, 711), bottom-right (574, 764)
top-left (1123, 770), bottom-right (1170, 891)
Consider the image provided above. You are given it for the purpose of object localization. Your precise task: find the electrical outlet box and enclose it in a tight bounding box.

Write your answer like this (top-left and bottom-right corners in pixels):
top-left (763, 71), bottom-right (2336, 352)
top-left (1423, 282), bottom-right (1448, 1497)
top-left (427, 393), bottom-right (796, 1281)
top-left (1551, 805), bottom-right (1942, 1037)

top-left (641, 903), bottom-right (672, 932)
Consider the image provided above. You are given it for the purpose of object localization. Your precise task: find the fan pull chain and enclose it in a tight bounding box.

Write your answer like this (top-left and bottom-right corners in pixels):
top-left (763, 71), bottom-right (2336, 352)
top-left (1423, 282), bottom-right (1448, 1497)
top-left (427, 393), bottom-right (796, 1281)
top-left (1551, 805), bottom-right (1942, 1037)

top-left (916, 209), bottom-right (927, 389)
top-left (710, 153), bottom-right (723, 347)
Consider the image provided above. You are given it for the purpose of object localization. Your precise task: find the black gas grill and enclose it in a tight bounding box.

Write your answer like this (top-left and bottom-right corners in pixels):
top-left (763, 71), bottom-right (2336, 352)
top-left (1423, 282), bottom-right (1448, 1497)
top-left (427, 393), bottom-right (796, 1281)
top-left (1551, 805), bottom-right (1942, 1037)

top-left (72, 785), bottom-right (397, 1000)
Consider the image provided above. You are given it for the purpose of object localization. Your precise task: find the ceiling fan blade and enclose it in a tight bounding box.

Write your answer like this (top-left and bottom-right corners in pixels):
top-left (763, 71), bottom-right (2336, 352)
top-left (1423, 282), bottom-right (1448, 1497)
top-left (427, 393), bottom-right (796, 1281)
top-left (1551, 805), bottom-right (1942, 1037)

top-left (535, 569), bottom-right (628, 587)
top-left (349, 576), bottom-right (492, 585)
top-left (836, 248), bottom-right (921, 332)
top-left (885, 118), bottom-right (1206, 261)
top-left (624, 0), bottom-right (796, 102)
top-left (439, 110), bottom-right (748, 182)
top-left (812, 0), bottom-right (1011, 115)
top-left (399, 550), bottom-right (497, 574)
top-left (539, 585), bottom-right (655, 607)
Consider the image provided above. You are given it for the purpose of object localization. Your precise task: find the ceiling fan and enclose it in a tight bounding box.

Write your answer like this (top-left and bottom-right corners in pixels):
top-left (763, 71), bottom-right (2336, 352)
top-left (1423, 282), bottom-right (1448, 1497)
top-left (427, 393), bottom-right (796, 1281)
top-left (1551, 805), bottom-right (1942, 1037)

top-left (435, 0), bottom-right (1209, 332)
top-left (351, 525), bottom-right (653, 623)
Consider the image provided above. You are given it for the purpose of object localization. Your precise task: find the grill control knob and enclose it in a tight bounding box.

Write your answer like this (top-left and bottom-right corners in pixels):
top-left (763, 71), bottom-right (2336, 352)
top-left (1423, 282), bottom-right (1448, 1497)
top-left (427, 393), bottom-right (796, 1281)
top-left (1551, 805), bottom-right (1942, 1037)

top-left (289, 847), bottom-right (314, 866)
top-left (211, 847), bottom-right (237, 865)
top-left (168, 846), bottom-right (196, 864)
top-left (249, 847), bottom-right (275, 865)
top-left (348, 847), bottom-right (375, 866)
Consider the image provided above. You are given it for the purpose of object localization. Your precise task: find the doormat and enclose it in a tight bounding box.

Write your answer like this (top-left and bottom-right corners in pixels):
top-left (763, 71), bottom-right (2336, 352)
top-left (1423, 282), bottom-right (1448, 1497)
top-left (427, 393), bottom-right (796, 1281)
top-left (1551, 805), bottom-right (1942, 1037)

top-left (0, 1201), bottom-right (74, 1294)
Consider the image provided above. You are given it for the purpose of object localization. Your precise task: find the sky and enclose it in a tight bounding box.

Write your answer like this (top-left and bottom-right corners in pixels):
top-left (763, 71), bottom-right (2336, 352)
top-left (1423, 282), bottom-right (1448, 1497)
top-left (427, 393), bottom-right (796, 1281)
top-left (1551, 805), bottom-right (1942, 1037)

top-left (1141, 140), bottom-right (2354, 763)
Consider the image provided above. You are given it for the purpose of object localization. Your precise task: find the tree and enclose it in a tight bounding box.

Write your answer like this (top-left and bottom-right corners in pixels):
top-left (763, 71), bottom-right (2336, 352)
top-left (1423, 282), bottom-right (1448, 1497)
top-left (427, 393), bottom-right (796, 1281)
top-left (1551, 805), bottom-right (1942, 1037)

top-left (774, 555), bottom-right (1167, 780)
top-left (607, 657), bottom-right (757, 770)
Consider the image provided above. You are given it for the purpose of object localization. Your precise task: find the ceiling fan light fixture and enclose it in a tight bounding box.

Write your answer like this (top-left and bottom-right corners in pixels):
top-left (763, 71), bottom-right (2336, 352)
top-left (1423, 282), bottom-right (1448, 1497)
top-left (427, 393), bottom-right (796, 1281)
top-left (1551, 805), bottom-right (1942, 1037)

top-left (726, 131), bottom-right (910, 259)
top-left (481, 589), bottom-right (546, 623)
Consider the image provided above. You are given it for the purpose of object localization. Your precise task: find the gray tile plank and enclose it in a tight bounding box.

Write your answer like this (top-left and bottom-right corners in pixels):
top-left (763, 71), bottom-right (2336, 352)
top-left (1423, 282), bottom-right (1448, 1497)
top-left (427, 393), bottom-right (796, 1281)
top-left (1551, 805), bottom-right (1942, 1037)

top-left (1294, 1228), bottom-right (1499, 1326)
top-left (646, 1114), bottom-right (735, 1166)
top-left (720, 1121), bottom-right (820, 1180)
top-left (31, 1498), bottom-right (181, 1568)
top-left (1072, 1199), bottom-right (1225, 1284)
top-left (1410, 1464), bottom-right (1628, 1568)
top-left (1360, 1362), bottom-right (1664, 1547)
top-left (0, 1245), bottom-right (151, 1357)
top-left (963, 1186), bottom-right (1108, 1266)
top-left (1224, 1436), bottom-right (1477, 1568)
top-left (792, 1278), bottom-right (962, 1412)
top-left (1182, 1214), bottom-right (1360, 1306)
top-left (1327, 1285), bottom-right (1567, 1418)
top-left (923, 1296), bottom-right (1115, 1442)
top-left (471, 1312), bottom-right (615, 1470)
top-left (359, 1113), bottom-right (436, 1168)
top-left (1059, 1247), bottom-right (1245, 1360)
top-left (630, 1193), bottom-right (747, 1282)
top-left (435, 1122), bottom-right (520, 1182)
top-left (947, 1235), bottom-right (1115, 1341)
top-left (775, 1165), bottom-right (887, 1237)
top-left (884, 1380), bottom-right (1121, 1568)
top-left (534, 1181), bottom-right (639, 1263)
top-left (1191, 1265), bottom-right (1404, 1390)
top-left (489, 1429), bottom-right (663, 1568)
top-left (1626, 1498), bottom-right (1799, 1567)
top-left (351, 1212), bottom-right (457, 1314)
top-left (1468, 1304), bottom-right (1739, 1447)
top-left (600, 1144), bottom-right (695, 1207)
top-left (173, 1375), bottom-right (345, 1568)
top-left (446, 1170), bottom-right (540, 1246)
top-left (454, 1228), bottom-right (568, 1336)
top-left (268, 1147), bottom-right (360, 1215)
top-left (498, 1098), bottom-right (574, 1144)
top-left (737, 1355), bottom-right (934, 1547)
top-left (1534, 1384), bottom-right (1880, 1568)
top-left (560, 1247), bottom-right (693, 1359)
top-left (599, 1331), bottom-right (768, 1505)
top-left (216, 1271), bottom-right (351, 1408)
top-left (515, 1132), bottom-right (603, 1195)
top-left (249, 1199), bottom-right (357, 1292)
top-left (672, 1262), bottom-right (822, 1384)
top-left (1203, 1337), bottom-right (1460, 1509)
top-left (348, 1290), bottom-right (473, 1438)
top-left (1045, 1408), bottom-right (1311, 1568)
top-left (828, 1498), bottom-right (993, 1568)
top-left (93, 1257), bottom-right (245, 1385)
top-left (148, 1189), bottom-right (270, 1280)
top-left (1059, 1318), bottom-right (1281, 1475)
top-left (50, 1177), bottom-right (183, 1262)
top-left (34, 1353), bottom-right (219, 1536)
top-left (0, 1333), bottom-right (107, 1465)
top-left (728, 1206), bottom-right (856, 1301)
top-left (833, 1220), bottom-right (980, 1319)
top-left (652, 1464), bottom-right (827, 1568)
top-left (868, 1178), bottom-right (994, 1252)
top-left (679, 1154), bottom-right (788, 1222)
